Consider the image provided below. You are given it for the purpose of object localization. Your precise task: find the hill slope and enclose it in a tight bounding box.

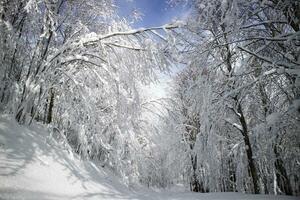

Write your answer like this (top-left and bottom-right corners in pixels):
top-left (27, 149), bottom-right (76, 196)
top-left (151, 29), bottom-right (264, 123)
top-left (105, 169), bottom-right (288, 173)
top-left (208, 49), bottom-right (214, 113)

top-left (0, 115), bottom-right (298, 200)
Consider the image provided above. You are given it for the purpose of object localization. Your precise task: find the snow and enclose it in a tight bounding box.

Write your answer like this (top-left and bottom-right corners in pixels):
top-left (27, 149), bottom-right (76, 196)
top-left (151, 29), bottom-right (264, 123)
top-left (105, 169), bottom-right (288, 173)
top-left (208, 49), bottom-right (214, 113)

top-left (0, 115), bottom-right (298, 200)
top-left (0, 115), bottom-right (129, 200)
top-left (24, 0), bottom-right (36, 13)
top-left (80, 32), bottom-right (98, 44)
top-left (276, 67), bottom-right (285, 74)
top-left (266, 112), bottom-right (280, 125)
top-left (292, 99), bottom-right (300, 111)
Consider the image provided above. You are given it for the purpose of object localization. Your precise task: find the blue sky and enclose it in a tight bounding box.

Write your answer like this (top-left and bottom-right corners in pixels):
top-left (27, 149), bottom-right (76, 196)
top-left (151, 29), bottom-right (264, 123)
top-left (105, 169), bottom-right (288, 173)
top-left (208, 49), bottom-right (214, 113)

top-left (115, 0), bottom-right (189, 99)
top-left (115, 0), bottom-right (189, 28)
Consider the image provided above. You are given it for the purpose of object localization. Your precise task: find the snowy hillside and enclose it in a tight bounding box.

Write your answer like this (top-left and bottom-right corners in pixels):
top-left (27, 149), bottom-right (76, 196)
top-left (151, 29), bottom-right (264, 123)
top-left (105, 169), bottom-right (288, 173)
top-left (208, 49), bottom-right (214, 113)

top-left (0, 115), bottom-right (131, 199)
top-left (0, 115), bottom-right (298, 200)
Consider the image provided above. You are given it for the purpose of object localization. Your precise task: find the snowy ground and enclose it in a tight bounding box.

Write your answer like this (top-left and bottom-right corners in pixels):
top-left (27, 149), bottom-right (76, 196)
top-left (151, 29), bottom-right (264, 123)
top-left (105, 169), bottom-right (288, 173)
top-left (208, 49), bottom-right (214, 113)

top-left (0, 115), bottom-right (298, 200)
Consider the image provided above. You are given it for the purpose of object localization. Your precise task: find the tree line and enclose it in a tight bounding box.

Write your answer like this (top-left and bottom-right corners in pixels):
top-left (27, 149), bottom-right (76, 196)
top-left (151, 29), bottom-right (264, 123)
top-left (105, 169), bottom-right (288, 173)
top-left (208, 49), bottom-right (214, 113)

top-left (0, 0), bottom-right (299, 196)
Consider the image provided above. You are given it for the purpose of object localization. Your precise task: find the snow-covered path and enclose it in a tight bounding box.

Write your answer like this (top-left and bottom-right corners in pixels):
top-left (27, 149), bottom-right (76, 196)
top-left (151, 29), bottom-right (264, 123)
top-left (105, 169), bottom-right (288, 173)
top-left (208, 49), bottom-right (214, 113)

top-left (0, 115), bottom-right (298, 200)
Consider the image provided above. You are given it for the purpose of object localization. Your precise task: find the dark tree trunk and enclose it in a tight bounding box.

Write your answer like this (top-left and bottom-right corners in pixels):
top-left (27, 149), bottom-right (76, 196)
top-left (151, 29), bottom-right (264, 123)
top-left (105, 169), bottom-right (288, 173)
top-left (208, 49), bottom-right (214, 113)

top-left (228, 157), bottom-right (237, 192)
top-left (220, 23), bottom-right (260, 193)
top-left (190, 155), bottom-right (205, 192)
top-left (46, 88), bottom-right (55, 124)
top-left (236, 102), bottom-right (260, 194)
top-left (274, 144), bottom-right (293, 195)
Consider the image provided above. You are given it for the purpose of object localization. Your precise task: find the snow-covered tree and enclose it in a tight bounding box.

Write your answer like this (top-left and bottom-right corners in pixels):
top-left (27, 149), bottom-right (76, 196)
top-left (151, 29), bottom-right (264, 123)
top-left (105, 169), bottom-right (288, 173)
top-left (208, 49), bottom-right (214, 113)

top-left (160, 0), bottom-right (300, 195)
top-left (0, 0), bottom-right (180, 186)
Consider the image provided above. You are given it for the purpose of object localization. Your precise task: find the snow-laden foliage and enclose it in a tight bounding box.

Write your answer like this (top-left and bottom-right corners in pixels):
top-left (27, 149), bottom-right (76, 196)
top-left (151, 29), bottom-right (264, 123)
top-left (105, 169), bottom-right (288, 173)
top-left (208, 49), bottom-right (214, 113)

top-left (154, 0), bottom-right (299, 195)
top-left (0, 0), bottom-right (178, 186)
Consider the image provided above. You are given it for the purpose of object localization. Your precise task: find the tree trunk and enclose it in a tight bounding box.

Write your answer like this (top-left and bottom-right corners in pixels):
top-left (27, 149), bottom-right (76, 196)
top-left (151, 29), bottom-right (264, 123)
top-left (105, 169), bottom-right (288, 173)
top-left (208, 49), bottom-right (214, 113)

top-left (219, 23), bottom-right (260, 193)
top-left (236, 102), bottom-right (260, 194)
top-left (46, 88), bottom-right (55, 124)
top-left (190, 154), bottom-right (205, 192)
top-left (274, 144), bottom-right (293, 195)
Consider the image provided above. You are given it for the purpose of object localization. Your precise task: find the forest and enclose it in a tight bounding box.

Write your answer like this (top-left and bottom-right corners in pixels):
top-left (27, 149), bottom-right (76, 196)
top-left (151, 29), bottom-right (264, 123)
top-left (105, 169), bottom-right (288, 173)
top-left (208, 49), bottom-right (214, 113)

top-left (0, 0), bottom-right (299, 199)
